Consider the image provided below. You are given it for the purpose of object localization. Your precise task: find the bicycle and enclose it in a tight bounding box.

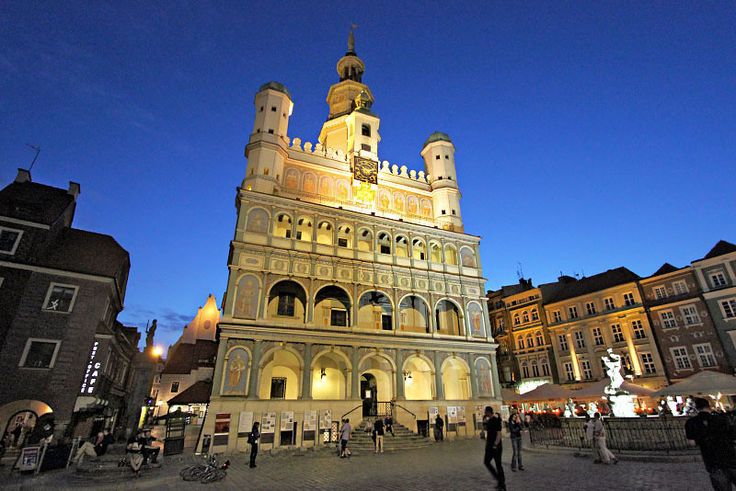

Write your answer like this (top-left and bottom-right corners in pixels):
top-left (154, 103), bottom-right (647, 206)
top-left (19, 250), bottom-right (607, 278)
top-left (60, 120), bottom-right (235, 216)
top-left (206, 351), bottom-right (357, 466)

top-left (180, 454), bottom-right (229, 483)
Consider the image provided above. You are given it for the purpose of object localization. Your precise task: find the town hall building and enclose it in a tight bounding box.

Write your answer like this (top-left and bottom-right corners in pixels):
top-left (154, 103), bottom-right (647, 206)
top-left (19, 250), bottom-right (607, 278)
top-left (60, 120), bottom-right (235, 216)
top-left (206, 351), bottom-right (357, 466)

top-left (199, 32), bottom-right (501, 452)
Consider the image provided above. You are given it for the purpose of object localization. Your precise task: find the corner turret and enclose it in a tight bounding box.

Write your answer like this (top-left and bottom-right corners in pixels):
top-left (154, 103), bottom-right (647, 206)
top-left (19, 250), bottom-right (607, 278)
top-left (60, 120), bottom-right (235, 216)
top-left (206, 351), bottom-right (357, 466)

top-left (421, 132), bottom-right (463, 231)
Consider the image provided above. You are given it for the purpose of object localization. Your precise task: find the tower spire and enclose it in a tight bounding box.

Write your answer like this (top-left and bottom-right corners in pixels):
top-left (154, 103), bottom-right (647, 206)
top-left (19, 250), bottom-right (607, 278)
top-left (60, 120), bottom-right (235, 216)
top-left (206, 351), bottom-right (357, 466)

top-left (347, 23), bottom-right (357, 54)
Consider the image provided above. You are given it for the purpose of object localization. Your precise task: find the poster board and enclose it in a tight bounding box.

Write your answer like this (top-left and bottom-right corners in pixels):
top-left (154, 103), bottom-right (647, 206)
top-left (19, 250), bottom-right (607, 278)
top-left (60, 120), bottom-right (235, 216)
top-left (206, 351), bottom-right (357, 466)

top-left (457, 406), bottom-right (467, 426)
top-left (319, 409), bottom-right (333, 443)
top-left (474, 405), bottom-right (484, 430)
top-left (238, 411), bottom-right (254, 438)
top-left (261, 411), bottom-right (276, 444)
top-left (213, 413), bottom-right (231, 446)
top-left (280, 411), bottom-right (295, 446)
top-left (16, 445), bottom-right (41, 472)
top-left (303, 410), bottom-right (317, 442)
top-left (447, 406), bottom-right (458, 432)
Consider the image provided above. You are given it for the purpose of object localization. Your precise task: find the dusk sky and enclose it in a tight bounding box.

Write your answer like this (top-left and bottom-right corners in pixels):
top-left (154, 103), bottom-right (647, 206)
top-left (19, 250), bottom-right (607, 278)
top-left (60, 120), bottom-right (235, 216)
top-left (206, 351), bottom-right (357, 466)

top-left (2, 2), bottom-right (734, 352)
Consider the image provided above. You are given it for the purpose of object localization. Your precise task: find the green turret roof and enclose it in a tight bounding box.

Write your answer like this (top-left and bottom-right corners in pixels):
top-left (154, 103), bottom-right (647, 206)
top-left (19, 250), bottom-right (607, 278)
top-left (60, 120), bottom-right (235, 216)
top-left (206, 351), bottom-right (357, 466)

top-left (422, 131), bottom-right (452, 148)
top-left (258, 81), bottom-right (290, 98)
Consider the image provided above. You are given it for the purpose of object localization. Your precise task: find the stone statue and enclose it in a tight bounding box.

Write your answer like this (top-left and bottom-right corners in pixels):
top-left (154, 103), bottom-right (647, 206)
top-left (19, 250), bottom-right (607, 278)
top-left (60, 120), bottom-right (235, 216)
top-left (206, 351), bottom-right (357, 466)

top-left (564, 398), bottom-right (576, 418)
top-left (602, 348), bottom-right (624, 394)
top-left (602, 348), bottom-right (636, 417)
top-left (145, 319), bottom-right (157, 349)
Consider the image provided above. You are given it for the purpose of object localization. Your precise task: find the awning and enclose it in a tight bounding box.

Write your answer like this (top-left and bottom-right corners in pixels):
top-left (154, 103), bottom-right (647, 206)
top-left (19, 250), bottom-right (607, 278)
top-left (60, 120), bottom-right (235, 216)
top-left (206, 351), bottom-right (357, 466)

top-left (167, 380), bottom-right (213, 406)
top-left (501, 388), bottom-right (521, 402)
top-left (570, 379), bottom-right (655, 399)
top-left (518, 383), bottom-right (572, 402)
top-left (655, 370), bottom-right (736, 397)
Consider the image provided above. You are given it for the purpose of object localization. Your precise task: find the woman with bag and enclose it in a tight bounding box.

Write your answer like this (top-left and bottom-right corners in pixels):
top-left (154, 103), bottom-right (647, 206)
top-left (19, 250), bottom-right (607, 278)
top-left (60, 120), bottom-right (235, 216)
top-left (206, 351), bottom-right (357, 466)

top-left (509, 413), bottom-right (525, 471)
top-left (248, 422), bottom-right (260, 468)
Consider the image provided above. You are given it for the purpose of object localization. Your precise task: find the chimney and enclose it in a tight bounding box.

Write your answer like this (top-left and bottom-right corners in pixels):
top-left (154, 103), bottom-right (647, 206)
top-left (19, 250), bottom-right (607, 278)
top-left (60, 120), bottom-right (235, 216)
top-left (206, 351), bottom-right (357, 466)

top-left (15, 168), bottom-right (31, 183)
top-left (68, 181), bottom-right (81, 199)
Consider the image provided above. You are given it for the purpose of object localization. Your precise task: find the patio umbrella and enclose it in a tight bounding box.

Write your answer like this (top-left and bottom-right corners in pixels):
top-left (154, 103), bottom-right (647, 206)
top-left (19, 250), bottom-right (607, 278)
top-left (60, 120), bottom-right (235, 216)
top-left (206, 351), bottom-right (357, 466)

top-left (655, 370), bottom-right (736, 397)
top-left (571, 379), bottom-right (655, 399)
top-left (501, 388), bottom-right (521, 402)
top-left (518, 383), bottom-right (572, 402)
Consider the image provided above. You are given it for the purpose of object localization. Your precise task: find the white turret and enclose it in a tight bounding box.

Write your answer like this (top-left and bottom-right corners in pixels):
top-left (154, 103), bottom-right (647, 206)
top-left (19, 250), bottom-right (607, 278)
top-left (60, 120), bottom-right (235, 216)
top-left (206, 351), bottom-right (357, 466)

top-left (244, 81), bottom-right (293, 193)
top-left (421, 132), bottom-right (463, 232)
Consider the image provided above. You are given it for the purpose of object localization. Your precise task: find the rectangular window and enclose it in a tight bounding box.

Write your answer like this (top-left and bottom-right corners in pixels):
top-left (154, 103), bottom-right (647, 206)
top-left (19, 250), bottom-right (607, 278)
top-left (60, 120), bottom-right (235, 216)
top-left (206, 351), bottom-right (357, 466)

top-left (592, 327), bottom-right (604, 346)
top-left (694, 343), bottom-right (717, 368)
top-left (171, 382), bottom-right (180, 393)
top-left (381, 314), bottom-right (392, 331)
top-left (531, 363), bottom-right (540, 377)
top-left (631, 320), bottom-right (646, 339)
top-left (42, 283), bottom-right (78, 313)
top-left (721, 299), bottom-right (736, 319)
top-left (640, 353), bottom-right (657, 374)
top-left (270, 377), bottom-right (286, 399)
top-left (711, 272), bottom-right (727, 288)
top-left (338, 237), bottom-right (348, 247)
top-left (604, 297), bottom-right (615, 311)
top-left (585, 302), bottom-right (596, 315)
top-left (673, 280), bottom-right (689, 295)
top-left (296, 231), bottom-right (302, 240)
top-left (654, 286), bottom-right (667, 300)
top-left (558, 334), bottom-right (569, 352)
top-left (277, 294), bottom-right (295, 316)
top-left (671, 347), bottom-right (692, 370)
top-left (522, 364), bottom-right (530, 378)
top-left (284, 229), bottom-right (292, 239)
top-left (531, 310), bottom-right (539, 321)
top-left (553, 311), bottom-right (562, 323)
top-left (611, 324), bottom-right (625, 343)
top-left (623, 292), bottom-right (636, 306)
top-left (19, 339), bottom-right (61, 368)
top-left (0, 227), bottom-right (23, 255)
top-left (564, 362), bottom-right (574, 381)
top-left (581, 359), bottom-right (592, 380)
top-left (361, 124), bottom-right (371, 137)
top-left (361, 143), bottom-right (371, 152)
top-left (380, 244), bottom-right (391, 254)
top-left (574, 331), bottom-right (586, 349)
top-left (568, 306), bottom-right (578, 319)
top-left (542, 360), bottom-right (550, 376)
top-left (660, 311), bottom-right (677, 328)
top-left (330, 309), bottom-right (347, 327)
top-left (681, 305), bottom-right (701, 325)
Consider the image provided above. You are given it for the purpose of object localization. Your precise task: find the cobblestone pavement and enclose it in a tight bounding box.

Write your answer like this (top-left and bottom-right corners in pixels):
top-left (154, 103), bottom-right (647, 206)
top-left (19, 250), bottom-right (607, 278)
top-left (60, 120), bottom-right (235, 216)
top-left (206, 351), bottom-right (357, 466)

top-left (2, 439), bottom-right (711, 490)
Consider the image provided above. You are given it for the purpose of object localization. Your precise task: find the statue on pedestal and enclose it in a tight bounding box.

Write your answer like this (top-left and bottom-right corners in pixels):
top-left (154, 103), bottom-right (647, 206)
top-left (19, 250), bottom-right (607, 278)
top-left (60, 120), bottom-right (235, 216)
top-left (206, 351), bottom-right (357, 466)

top-left (602, 348), bottom-right (636, 417)
top-left (145, 319), bottom-right (157, 350)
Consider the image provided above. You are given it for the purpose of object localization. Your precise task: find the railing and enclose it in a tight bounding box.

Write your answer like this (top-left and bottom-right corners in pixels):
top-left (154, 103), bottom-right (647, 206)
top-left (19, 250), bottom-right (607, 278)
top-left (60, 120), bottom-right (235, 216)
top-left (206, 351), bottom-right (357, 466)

top-left (340, 404), bottom-right (363, 421)
top-left (529, 417), bottom-right (692, 453)
top-left (393, 403), bottom-right (416, 420)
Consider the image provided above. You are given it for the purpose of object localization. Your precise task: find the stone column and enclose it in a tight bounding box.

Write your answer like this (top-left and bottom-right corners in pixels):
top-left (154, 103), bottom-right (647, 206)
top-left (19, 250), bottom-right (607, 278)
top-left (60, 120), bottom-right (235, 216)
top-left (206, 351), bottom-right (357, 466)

top-left (467, 353), bottom-right (478, 399)
top-left (433, 351), bottom-right (445, 400)
top-left (489, 351), bottom-right (502, 399)
top-left (301, 343), bottom-right (313, 400)
top-left (211, 338), bottom-right (230, 397)
top-left (395, 349), bottom-right (405, 400)
top-left (351, 347), bottom-right (361, 400)
top-left (247, 342), bottom-right (263, 399)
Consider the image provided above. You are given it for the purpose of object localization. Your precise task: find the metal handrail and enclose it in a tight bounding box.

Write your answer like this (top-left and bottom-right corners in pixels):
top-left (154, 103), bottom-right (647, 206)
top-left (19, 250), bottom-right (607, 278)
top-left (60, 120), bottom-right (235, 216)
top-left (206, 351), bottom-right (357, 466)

top-left (341, 404), bottom-right (363, 421)
top-left (393, 403), bottom-right (417, 419)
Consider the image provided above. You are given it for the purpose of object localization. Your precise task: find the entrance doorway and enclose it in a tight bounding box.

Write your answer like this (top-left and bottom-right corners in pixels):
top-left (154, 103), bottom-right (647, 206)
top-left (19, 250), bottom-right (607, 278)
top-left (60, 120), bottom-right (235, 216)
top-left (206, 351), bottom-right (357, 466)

top-left (360, 373), bottom-right (377, 417)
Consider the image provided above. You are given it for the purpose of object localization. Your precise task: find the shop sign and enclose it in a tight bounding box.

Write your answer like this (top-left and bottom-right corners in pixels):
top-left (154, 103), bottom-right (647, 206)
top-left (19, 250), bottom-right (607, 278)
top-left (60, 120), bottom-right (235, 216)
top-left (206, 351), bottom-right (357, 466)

top-left (79, 341), bottom-right (100, 394)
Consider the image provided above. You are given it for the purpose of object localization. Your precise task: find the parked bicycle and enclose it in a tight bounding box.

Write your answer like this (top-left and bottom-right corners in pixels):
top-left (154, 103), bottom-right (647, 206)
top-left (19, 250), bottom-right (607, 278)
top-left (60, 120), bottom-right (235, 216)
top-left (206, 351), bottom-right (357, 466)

top-left (180, 454), bottom-right (229, 484)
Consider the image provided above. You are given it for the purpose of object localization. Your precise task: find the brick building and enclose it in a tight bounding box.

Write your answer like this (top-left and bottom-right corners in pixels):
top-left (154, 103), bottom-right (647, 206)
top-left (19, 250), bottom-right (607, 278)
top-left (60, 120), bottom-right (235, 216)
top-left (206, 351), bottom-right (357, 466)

top-left (0, 169), bottom-right (133, 439)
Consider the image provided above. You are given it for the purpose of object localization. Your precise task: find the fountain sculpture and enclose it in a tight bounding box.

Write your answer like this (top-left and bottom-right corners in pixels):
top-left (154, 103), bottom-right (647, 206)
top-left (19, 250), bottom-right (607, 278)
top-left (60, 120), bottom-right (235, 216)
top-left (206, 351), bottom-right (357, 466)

top-left (602, 348), bottom-right (637, 417)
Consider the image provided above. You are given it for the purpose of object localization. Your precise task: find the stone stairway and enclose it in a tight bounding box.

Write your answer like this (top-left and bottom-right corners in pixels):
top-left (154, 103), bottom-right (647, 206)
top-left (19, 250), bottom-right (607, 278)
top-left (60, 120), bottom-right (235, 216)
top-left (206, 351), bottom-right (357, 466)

top-left (347, 419), bottom-right (431, 453)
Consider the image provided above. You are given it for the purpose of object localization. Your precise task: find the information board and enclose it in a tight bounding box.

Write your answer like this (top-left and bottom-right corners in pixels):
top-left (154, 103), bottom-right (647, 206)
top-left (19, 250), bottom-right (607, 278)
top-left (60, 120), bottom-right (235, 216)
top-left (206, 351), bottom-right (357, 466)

top-left (238, 411), bottom-right (254, 437)
top-left (261, 411), bottom-right (276, 444)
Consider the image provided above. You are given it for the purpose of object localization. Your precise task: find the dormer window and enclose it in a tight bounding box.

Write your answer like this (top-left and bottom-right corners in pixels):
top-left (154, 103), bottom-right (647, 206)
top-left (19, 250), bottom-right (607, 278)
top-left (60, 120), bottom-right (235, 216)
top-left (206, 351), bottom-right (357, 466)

top-left (361, 124), bottom-right (371, 137)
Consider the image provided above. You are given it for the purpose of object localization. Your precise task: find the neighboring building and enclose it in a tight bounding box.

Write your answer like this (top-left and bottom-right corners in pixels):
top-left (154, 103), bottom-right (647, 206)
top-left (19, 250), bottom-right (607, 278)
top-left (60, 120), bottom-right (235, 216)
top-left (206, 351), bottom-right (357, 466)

top-left (691, 240), bottom-right (736, 370)
top-left (200, 32), bottom-right (500, 453)
top-left (487, 287), bottom-right (518, 386)
top-left (640, 263), bottom-right (728, 382)
top-left (155, 294), bottom-right (219, 421)
top-left (0, 169), bottom-right (132, 439)
top-left (544, 267), bottom-right (667, 390)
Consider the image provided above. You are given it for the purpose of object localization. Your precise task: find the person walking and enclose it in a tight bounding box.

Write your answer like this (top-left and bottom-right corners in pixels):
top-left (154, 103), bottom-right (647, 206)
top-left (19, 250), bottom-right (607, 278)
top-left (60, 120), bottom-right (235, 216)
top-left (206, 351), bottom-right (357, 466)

top-left (373, 418), bottom-right (385, 454)
top-left (248, 422), bottom-right (260, 468)
top-left (339, 418), bottom-right (352, 458)
top-left (483, 406), bottom-right (506, 491)
top-left (686, 397), bottom-right (736, 490)
top-left (583, 414), bottom-right (600, 462)
top-left (434, 414), bottom-right (444, 442)
top-left (509, 413), bottom-right (524, 471)
top-left (592, 413), bottom-right (617, 464)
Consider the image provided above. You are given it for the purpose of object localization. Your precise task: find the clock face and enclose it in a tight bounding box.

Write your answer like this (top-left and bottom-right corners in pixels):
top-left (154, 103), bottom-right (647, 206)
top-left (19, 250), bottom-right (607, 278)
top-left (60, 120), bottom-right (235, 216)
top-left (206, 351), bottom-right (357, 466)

top-left (353, 156), bottom-right (378, 184)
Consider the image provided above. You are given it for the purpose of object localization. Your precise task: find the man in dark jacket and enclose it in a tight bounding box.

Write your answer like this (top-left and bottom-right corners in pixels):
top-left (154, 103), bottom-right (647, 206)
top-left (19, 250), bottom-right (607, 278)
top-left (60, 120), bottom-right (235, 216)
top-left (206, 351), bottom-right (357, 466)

top-left (483, 406), bottom-right (506, 491)
top-left (686, 397), bottom-right (736, 490)
top-left (373, 418), bottom-right (385, 453)
top-left (434, 414), bottom-right (444, 441)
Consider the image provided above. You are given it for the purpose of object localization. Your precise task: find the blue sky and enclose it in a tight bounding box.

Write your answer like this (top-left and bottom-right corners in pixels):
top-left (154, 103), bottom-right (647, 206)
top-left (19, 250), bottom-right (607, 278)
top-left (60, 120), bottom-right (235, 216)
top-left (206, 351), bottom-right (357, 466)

top-left (2, 1), bottom-right (734, 351)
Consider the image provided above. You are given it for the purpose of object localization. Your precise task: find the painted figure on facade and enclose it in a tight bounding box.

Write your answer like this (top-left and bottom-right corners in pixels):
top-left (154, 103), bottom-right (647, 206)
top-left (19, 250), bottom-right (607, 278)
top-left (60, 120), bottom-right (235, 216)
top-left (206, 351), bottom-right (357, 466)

top-left (234, 275), bottom-right (259, 319)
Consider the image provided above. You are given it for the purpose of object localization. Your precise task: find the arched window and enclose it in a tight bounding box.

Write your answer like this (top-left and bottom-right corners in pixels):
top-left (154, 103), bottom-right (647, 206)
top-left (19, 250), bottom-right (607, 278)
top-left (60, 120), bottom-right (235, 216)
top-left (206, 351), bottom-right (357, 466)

top-left (525, 334), bottom-right (533, 348)
top-left (357, 228), bottom-right (373, 252)
top-left (267, 280), bottom-right (308, 322)
top-left (535, 331), bottom-right (544, 346)
top-left (517, 337), bottom-right (524, 350)
top-left (296, 217), bottom-right (312, 242)
top-left (521, 362), bottom-right (530, 379)
top-left (412, 238), bottom-right (426, 261)
top-left (435, 299), bottom-right (463, 336)
top-left (316, 221), bottom-right (333, 245)
top-left (314, 285), bottom-right (351, 328)
top-left (531, 360), bottom-right (540, 377)
top-left (273, 213), bottom-right (292, 238)
top-left (395, 235), bottom-right (409, 257)
top-left (358, 291), bottom-right (393, 330)
top-left (444, 245), bottom-right (458, 266)
top-left (430, 242), bottom-right (441, 263)
top-left (399, 295), bottom-right (430, 333)
top-left (531, 308), bottom-right (539, 321)
top-left (522, 311), bottom-right (529, 323)
top-left (377, 232), bottom-right (392, 255)
top-left (513, 314), bottom-right (520, 326)
top-left (337, 224), bottom-right (352, 248)
top-left (541, 358), bottom-right (551, 376)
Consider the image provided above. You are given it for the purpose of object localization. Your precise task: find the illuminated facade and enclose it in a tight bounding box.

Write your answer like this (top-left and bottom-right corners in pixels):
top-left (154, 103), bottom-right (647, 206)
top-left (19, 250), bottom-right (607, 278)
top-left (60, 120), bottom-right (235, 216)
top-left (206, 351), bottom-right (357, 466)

top-left (200, 32), bottom-right (501, 452)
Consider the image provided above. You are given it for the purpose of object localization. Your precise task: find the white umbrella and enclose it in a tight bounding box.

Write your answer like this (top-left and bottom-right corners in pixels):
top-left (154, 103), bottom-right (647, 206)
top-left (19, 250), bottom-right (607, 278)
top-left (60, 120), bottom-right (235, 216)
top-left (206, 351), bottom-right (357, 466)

top-left (655, 370), bottom-right (736, 397)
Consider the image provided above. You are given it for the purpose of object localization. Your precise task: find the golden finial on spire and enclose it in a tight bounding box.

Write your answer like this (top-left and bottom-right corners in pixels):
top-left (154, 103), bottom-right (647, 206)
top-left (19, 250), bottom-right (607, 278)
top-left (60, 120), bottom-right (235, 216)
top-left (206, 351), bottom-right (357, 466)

top-left (348, 23), bottom-right (357, 52)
